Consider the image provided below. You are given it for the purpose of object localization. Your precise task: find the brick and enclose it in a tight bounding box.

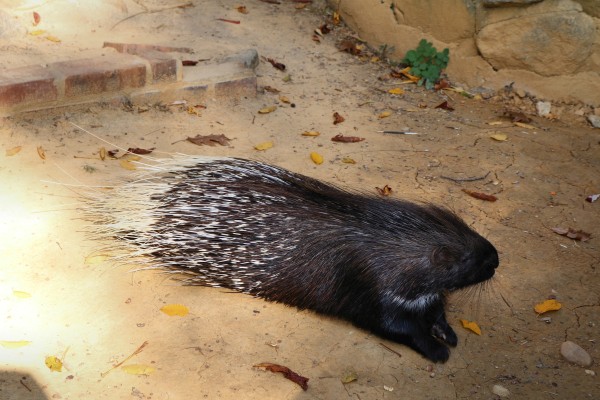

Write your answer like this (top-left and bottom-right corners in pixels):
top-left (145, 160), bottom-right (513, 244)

top-left (0, 65), bottom-right (57, 107)
top-left (103, 42), bottom-right (193, 55)
top-left (214, 75), bottom-right (257, 100)
top-left (136, 51), bottom-right (179, 83)
top-left (51, 54), bottom-right (147, 98)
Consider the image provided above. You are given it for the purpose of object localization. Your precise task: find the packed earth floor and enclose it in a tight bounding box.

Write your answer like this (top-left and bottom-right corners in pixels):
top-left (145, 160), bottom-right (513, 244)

top-left (0, 1), bottom-right (599, 399)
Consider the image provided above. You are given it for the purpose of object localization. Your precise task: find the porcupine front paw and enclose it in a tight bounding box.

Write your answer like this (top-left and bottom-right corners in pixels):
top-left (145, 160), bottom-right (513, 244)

top-left (432, 322), bottom-right (458, 347)
top-left (415, 336), bottom-right (450, 362)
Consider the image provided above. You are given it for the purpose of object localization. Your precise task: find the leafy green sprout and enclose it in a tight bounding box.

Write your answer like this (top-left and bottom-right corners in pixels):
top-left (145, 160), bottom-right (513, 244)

top-left (402, 39), bottom-right (449, 90)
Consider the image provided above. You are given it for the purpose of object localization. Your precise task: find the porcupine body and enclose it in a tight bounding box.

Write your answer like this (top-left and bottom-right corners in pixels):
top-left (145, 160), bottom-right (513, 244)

top-left (87, 156), bottom-right (499, 362)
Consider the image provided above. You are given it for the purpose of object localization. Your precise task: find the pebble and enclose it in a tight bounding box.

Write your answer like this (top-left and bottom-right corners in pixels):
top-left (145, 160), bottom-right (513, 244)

top-left (536, 101), bottom-right (551, 117)
top-left (492, 384), bottom-right (510, 397)
top-left (588, 115), bottom-right (600, 128)
top-left (560, 341), bottom-right (593, 367)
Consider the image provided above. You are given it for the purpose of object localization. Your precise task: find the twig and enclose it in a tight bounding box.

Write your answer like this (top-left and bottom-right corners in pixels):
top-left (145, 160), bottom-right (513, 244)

top-left (379, 342), bottom-right (402, 358)
top-left (440, 171), bottom-right (490, 183)
top-left (101, 341), bottom-right (149, 378)
top-left (112, 2), bottom-right (194, 30)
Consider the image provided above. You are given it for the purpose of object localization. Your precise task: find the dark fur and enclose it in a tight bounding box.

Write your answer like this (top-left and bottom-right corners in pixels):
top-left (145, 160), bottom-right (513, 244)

top-left (124, 157), bottom-right (499, 362)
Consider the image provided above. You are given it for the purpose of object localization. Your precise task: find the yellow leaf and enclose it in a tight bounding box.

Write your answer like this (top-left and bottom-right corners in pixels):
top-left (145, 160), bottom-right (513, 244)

top-left (187, 106), bottom-right (201, 116)
top-left (514, 122), bottom-right (535, 129)
top-left (122, 364), bottom-right (156, 375)
top-left (37, 145), bottom-right (46, 159)
top-left (378, 111), bottom-right (392, 119)
top-left (13, 290), bottom-right (32, 298)
top-left (341, 369), bottom-right (358, 383)
top-left (258, 106), bottom-right (277, 114)
top-left (85, 254), bottom-right (108, 265)
top-left (490, 134), bottom-right (507, 142)
top-left (332, 11), bottom-right (340, 25)
top-left (302, 131), bottom-right (320, 137)
top-left (487, 121), bottom-right (503, 126)
top-left (0, 340), bottom-right (31, 348)
top-left (45, 35), bottom-right (61, 43)
top-left (388, 88), bottom-right (404, 95)
top-left (310, 152), bottom-right (323, 165)
top-left (279, 96), bottom-right (290, 104)
top-left (534, 299), bottom-right (562, 314)
top-left (160, 304), bottom-right (189, 317)
top-left (120, 159), bottom-right (137, 170)
top-left (460, 319), bottom-right (481, 335)
top-left (99, 147), bottom-right (107, 160)
top-left (341, 157), bottom-right (356, 164)
top-left (6, 146), bottom-right (22, 156)
top-left (370, 56), bottom-right (380, 63)
top-left (29, 29), bottom-right (45, 36)
top-left (254, 141), bottom-right (273, 151)
top-left (45, 356), bottom-right (63, 372)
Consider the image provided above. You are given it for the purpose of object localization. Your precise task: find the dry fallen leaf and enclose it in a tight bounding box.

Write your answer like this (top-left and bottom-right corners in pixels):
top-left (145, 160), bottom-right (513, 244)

top-left (310, 152), bottom-right (324, 165)
top-left (462, 189), bottom-right (498, 202)
top-left (0, 340), bottom-right (31, 349)
top-left (160, 304), bottom-right (189, 317)
top-left (236, 5), bottom-right (248, 14)
top-left (490, 134), bottom-right (508, 142)
top-left (487, 121), bottom-right (503, 126)
top-left (33, 11), bottom-right (41, 26)
top-left (376, 185), bottom-right (393, 196)
top-left (6, 146), bottom-right (22, 156)
top-left (45, 355), bottom-right (63, 372)
top-left (45, 35), bottom-right (61, 43)
top-left (119, 159), bottom-right (137, 170)
top-left (302, 131), bottom-right (320, 137)
top-left (534, 299), bottom-right (562, 314)
top-left (551, 227), bottom-right (590, 242)
top-left (460, 319), bottom-right (482, 335)
top-left (333, 112), bottom-right (345, 125)
top-left (13, 290), bottom-right (32, 298)
top-left (99, 147), bottom-right (107, 160)
top-left (29, 29), bottom-right (45, 36)
top-left (254, 141), bottom-right (274, 151)
top-left (184, 134), bottom-right (231, 147)
top-left (378, 111), bottom-right (392, 119)
top-left (514, 122), bottom-right (535, 129)
top-left (341, 369), bottom-right (358, 384)
top-left (36, 146), bottom-right (46, 159)
top-left (388, 88), bottom-right (404, 95)
top-left (258, 105), bottom-right (277, 114)
top-left (121, 364), bottom-right (156, 375)
top-left (341, 156), bottom-right (356, 164)
top-left (331, 134), bottom-right (365, 143)
top-left (254, 363), bottom-right (309, 391)
top-left (279, 95), bottom-right (291, 104)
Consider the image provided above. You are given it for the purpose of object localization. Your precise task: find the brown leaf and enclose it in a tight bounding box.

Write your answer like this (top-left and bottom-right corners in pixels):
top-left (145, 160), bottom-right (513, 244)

top-left (37, 146), bottom-right (46, 160)
top-left (263, 85), bottom-right (280, 93)
top-left (435, 101), bottom-right (454, 111)
top-left (434, 79), bottom-right (450, 91)
top-left (551, 227), bottom-right (591, 242)
top-left (376, 184), bottom-right (393, 196)
top-left (127, 147), bottom-right (155, 155)
top-left (338, 39), bottom-right (361, 55)
top-left (182, 60), bottom-right (198, 66)
top-left (502, 110), bottom-right (531, 123)
top-left (265, 57), bottom-right (286, 71)
top-left (6, 146), bottom-right (22, 156)
top-left (254, 363), bottom-right (309, 391)
top-left (236, 5), bottom-right (249, 14)
top-left (107, 149), bottom-right (120, 158)
top-left (333, 112), bottom-right (345, 125)
top-left (186, 134), bottom-right (231, 147)
top-left (462, 189), bottom-right (497, 202)
top-left (33, 12), bottom-right (41, 26)
top-left (331, 134), bottom-right (364, 143)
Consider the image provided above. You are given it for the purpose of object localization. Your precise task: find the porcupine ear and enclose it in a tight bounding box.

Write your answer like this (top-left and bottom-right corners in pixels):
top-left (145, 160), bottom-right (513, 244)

top-left (430, 246), bottom-right (459, 270)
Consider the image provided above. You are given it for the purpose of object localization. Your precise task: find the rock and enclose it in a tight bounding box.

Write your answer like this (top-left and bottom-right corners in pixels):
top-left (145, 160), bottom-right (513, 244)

top-left (492, 384), bottom-right (511, 397)
top-left (476, 1), bottom-right (596, 76)
top-left (560, 341), bottom-right (593, 366)
top-left (588, 115), bottom-right (600, 128)
top-left (536, 101), bottom-right (552, 116)
top-left (585, 369), bottom-right (596, 376)
top-left (483, 0), bottom-right (543, 7)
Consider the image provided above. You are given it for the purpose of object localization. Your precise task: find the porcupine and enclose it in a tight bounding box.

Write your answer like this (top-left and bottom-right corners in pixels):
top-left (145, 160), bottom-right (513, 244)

top-left (85, 156), bottom-right (499, 362)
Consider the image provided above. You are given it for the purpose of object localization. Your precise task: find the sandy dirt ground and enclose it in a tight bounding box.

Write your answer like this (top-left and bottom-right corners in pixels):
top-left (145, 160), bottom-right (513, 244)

top-left (1, 1), bottom-right (599, 399)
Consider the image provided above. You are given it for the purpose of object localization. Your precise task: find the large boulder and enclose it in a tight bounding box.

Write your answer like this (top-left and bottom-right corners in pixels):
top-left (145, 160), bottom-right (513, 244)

top-left (476, 0), bottom-right (596, 76)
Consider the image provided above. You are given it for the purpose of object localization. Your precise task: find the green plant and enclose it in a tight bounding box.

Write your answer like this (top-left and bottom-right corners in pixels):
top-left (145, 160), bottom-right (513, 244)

top-left (402, 39), bottom-right (449, 90)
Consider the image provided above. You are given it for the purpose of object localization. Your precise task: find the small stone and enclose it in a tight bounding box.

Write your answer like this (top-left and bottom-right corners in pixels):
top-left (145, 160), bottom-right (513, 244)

top-left (536, 101), bottom-right (551, 117)
top-left (561, 341), bottom-right (593, 367)
top-left (587, 115), bottom-right (600, 128)
top-left (492, 384), bottom-right (510, 397)
top-left (515, 89), bottom-right (526, 98)
top-left (585, 369), bottom-right (595, 376)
